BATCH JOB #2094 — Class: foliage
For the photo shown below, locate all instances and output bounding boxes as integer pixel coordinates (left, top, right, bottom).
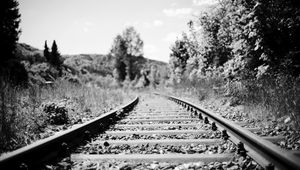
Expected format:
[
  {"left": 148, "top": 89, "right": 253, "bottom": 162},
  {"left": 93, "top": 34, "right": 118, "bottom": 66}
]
[
  {"left": 111, "top": 35, "right": 127, "bottom": 82},
  {"left": 110, "top": 26, "right": 144, "bottom": 83},
  {"left": 43, "top": 101, "right": 69, "bottom": 125},
  {"left": 44, "top": 40, "right": 63, "bottom": 69},
  {"left": 121, "top": 26, "right": 144, "bottom": 57},
  {"left": 63, "top": 54, "right": 114, "bottom": 78},
  {"left": 168, "top": 0, "right": 300, "bottom": 125},
  {"left": 169, "top": 37, "right": 190, "bottom": 83},
  {"left": 0, "top": 0, "right": 27, "bottom": 85},
  {"left": 255, "top": 0, "right": 300, "bottom": 76},
  {"left": 44, "top": 41, "right": 50, "bottom": 63},
  {"left": 0, "top": 79, "right": 132, "bottom": 154},
  {"left": 0, "top": 0, "right": 21, "bottom": 61}
]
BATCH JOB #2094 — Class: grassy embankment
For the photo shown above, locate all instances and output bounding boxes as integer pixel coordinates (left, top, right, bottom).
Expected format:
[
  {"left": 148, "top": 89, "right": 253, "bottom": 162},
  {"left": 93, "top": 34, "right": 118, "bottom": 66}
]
[
  {"left": 0, "top": 79, "right": 134, "bottom": 154},
  {"left": 166, "top": 75, "right": 300, "bottom": 128}
]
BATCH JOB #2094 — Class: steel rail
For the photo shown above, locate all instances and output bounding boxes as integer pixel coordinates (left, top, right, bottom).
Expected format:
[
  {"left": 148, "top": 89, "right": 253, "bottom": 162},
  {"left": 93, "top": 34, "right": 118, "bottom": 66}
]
[
  {"left": 156, "top": 93, "right": 300, "bottom": 170},
  {"left": 0, "top": 96, "right": 139, "bottom": 169}
]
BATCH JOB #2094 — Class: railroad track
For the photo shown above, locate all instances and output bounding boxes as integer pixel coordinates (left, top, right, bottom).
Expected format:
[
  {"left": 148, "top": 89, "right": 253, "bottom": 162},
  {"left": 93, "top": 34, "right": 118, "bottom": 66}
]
[{"left": 0, "top": 94, "right": 299, "bottom": 170}]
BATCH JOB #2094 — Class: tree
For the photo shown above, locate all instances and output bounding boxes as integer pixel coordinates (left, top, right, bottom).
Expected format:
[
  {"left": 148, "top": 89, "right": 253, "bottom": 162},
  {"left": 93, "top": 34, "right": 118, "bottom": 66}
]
[
  {"left": 122, "top": 27, "right": 144, "bottom": 80},
  {"left": 255, "top": 0, "right": 300, "bottom": 76},
  {"left": 0, "top": 0, "right": 21, "bottom": 62},
  {"left": 122, "top": 26, "right": 144, "bottom": 57},
  {"left": 169, "top": 38, "right": 190, "bottom": 83},
  {"left": 44, "top": 40, "right": 51, "bottom": 62},
  {"left": 0, "top": 0, "right": 27, "bottom": 85},
  {"left": 50, "top": 40, "right": 62, "bottom": 68},
  {"left": 111, "top": 35, "right": 127, "bottom": 82},
  {"left": 110, "top": 26, "right": 144, "bottom": 82},
  {"left": 148, "top": 65, "right": 159, "bottom": 87}
]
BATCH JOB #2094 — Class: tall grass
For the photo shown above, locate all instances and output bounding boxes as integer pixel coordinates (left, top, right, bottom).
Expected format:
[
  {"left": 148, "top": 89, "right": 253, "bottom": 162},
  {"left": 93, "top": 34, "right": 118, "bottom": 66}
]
[
  {"left": 239, "top": 74, "right": 300, "bottom": 127},
  {"left": 168, "top": 76, "right": 222, "bottom": 102},
  {"left": 169, "top": 73, "right": 300, "bottom": 128},
  {"left": 0, "top": 79, "right": 132, "bottom": 154}
]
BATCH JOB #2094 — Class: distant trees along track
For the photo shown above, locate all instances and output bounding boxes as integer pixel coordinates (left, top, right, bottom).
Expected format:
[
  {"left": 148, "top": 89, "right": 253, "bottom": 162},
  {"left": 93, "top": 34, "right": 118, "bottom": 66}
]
[{"left": 0, "top": 94, "right": 299, "bottom": 170}]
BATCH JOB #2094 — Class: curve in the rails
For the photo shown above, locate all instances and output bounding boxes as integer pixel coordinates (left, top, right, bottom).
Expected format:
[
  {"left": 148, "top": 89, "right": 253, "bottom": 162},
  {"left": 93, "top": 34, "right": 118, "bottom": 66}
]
[
  {"left": 0, "top": 96, "right": 139, "bottom": 169},
  {"left": 157, "top": 93, "right": 300, "bottom": 170}
]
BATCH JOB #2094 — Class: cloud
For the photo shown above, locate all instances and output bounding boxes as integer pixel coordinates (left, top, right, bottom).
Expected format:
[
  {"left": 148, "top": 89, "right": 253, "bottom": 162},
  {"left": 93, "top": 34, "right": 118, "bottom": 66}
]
[
  {"left": 192, "top": 0, "right": 217, "bottom": 6},
  {"left": 141, "top": 20, "right": 164, "bottom": 28},
  {"left": 163, "top": 8, "right": 193, "bottom": 17},
  {"left": 153, "top": 20, "right": 163, "bottom": 27},
  {"left": 144, "top": 44, "right": 158, "bottom": 54},
  {"left": 73, "top": 21, "right": 94, "bottom": 33},
  {"left": 163, "top": 32, "right": 182, "bottom": 44}
]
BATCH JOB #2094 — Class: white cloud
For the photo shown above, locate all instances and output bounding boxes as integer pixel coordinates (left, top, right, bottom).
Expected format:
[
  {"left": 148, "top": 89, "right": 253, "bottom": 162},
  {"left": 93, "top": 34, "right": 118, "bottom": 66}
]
[
  {"left": 163, "top": 8, "right": 193, "bottom": 17},
  {"left": 72, "top": 20, "right": 94, "bottom": 33},
  {"left": 72, "top": 21, "right": 94, "bottom": 33},
  {"left": 141, "top": 20, "right": 164, "bottom": 28},
  {"left": 144, "top": 44, "right": 158, "bottom": 54},
  {"left": 192, "top": 0, "right": 217, "bottom": 6},
  {"left": 163, "top": 32, "right": 182, "bottom": 44},
  {"left": 153, "top": 20, "right": 163, "bottom": 27}
]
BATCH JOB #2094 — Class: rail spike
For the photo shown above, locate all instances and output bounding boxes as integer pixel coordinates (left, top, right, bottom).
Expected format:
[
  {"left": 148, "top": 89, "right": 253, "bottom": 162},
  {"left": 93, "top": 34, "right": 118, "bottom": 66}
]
[
  {"left": 211, "top": 122, "right": 217, "bottom": 131},
  {"left": 222, "top": 130, "right": 229, "bottom": 140},
  {"left": 159, "top": 94, "right": 300, "bottom": 170},
  {"left": 193, "top": 110, "right": 198, "bottom": 116},
  {"left": 198, "top": 113, "right": 203, "bottom": 120},
  {"left": 236, "top": 142, "right": 247, "bottom": 157},
  {"left": 204, "top": 117, "right": 209, "bottom": 124}
]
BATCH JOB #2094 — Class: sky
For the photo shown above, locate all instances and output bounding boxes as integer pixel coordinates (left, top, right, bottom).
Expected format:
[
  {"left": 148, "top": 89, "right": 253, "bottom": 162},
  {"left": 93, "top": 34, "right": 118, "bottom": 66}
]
[{"left": 19, "top": 0, "right": 216, "bottom": 62}]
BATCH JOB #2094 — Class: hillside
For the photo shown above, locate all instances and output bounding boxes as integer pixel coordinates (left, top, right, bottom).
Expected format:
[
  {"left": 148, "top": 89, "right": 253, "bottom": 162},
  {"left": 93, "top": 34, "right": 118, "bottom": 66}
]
[
  {"left": 15, "top": 43, "right": 45, "bottom": 63},
  {"left": 16, "top": 43, "right": 169, "bottom": 86},
  {"left": 63, "top": 53, "right": 167, "bottom": 77}
]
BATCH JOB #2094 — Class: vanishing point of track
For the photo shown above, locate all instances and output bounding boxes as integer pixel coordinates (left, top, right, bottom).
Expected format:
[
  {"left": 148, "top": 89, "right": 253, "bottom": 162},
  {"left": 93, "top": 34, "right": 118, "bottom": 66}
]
[{"left": 0, "top": 93, "right": 299, "bottom": 170}]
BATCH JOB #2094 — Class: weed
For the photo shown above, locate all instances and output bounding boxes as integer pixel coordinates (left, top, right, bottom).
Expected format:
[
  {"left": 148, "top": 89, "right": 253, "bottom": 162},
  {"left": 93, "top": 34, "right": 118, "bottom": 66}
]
[{"left": 0, "top": 79, "right": 131, "bottom": 154}]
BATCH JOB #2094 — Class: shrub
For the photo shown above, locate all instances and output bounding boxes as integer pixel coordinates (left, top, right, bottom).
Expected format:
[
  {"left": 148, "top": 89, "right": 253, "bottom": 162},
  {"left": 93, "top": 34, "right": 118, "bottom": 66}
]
[
  {"left": 43, "top": 100, "right": 69, "bottom": 125},
  {"left": 0, "top": 79, "right": 131, "bottom": 154},
  {"left": 238, "top": 73, "right": 300, "bottom": 127}
]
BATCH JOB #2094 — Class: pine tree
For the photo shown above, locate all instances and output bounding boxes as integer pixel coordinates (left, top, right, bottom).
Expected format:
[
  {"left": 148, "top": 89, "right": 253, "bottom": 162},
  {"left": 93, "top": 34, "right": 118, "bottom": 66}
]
[
  {"left": 50, "top": 40, "right": 62, "bottom": 68},
  {"left": 44, "top": 40, "right": 51, "bottom": 62},
  {"left": 0, "top": 0, "right": 27, "bottom": 85},
  {"left": 0, "top": 0, "right": 21, "bottom": 62}
]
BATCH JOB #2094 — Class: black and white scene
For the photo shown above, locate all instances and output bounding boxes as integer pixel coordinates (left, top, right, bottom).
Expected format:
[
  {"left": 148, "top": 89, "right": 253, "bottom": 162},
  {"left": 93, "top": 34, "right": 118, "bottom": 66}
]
[{"left": 0, "top": 0, "right": 300, "bottom": 169}]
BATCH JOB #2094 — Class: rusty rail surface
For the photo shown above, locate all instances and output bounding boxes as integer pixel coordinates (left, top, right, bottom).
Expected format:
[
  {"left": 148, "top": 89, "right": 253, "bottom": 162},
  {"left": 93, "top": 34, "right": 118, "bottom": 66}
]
[
  {"left": 156, "top": 93, "right": 300, "bottom": 170},
  {"left": 0, "top": 96, "right": 139, "bottom": 169}
]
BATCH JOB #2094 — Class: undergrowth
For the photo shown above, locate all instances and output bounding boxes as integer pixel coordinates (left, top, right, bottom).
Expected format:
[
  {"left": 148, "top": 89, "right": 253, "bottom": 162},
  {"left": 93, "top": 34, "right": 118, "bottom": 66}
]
[
  {"left": 169, "top": 74, "right": 300, "bottom": 128},
  {"left": 0, "top": 79, "right": 132, "bottom": 154}
]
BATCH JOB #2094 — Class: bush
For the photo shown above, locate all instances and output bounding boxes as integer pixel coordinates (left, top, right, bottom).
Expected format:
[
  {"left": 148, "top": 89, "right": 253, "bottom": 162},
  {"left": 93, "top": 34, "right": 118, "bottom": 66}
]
[
  {"left": 238, "top": 73, "right": 300, "bottom": 127},
  {"left": 0, "top": 83, "right": 47, "bottom": 153},
  {"left": 43, "top": 100, "right": 69, "bottom": 125},
  {"left": 0, "top": 79, "right": 131, "bottom": 154}
]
